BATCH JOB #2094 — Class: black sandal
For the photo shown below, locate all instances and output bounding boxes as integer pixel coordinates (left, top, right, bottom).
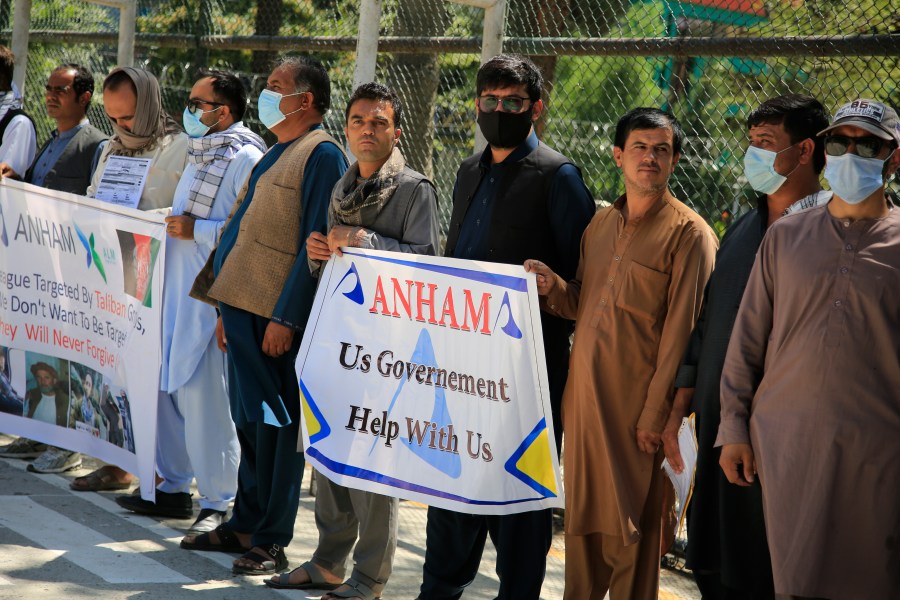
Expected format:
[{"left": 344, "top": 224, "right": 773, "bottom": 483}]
[
  {"left": 180, "top": 524, "right": 248, "bottom": 553},
  {"left": 232, "top": 544, "right": 288, "bottom": 576}
]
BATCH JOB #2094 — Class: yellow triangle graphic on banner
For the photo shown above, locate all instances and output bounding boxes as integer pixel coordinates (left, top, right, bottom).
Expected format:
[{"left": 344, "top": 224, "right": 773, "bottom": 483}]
[
  {"left": 301, "top": 389, "right": 322, "bottom": 439},
  {"left": 515, "top": 429, "right": 557, "bottom": 495}
]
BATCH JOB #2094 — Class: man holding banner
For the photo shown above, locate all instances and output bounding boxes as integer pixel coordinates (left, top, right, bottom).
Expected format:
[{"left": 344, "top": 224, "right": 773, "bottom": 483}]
[
  {"left": 418, "top": 54, "right": 595, "bottom": 600},
  {"left": 266, "top": 83, "right": 438, "bottom": 598},
  {"left": 527, "top": 108, "right": 718, "bottom": 599},
  {"left": 115, "top": 70, "right": 265, "bottom": 538},
  {"left": 0, "top": 62, "right": 107, "bottom": 473},
  {"left": 71, "top": 66, "right": 188, "bottom": 492}
]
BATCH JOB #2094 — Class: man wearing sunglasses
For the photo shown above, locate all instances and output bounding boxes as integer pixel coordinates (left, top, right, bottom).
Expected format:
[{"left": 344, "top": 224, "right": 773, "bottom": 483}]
[
  {"left": 418, "top": 54, "right": 595, "bottom": 600},
  {"left": 114, "top": 70, "right": 266, "bottom": 543},
  {"left": 0, "top": 63, "right": 107, "bottom": 474},
  {"left": 718, "top": 98, "right": 900, "bottom": 599},
  {"left": 662, "top": 94, "right": 829, "bottom": 600}
]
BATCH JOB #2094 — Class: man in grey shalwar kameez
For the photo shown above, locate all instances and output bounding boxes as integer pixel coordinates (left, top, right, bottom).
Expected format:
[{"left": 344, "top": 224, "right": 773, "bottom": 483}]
[
  {"left": 266, "top": 83, "right": 439, "bottom": 600},
  {"left": 717, "top": 98, "right": 900, "bottom": 600}
]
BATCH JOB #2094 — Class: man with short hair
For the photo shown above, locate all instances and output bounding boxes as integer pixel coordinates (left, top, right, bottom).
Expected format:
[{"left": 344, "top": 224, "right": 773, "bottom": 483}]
[
  {"left": 70, "top": 66, "right": 189, "bottom": 492},
  {"left": 0, "top": 63, "right": 107, "bottom": 473},
  {"left": 114, "top": 70, "right": 266, "bottom": 539},
  {"left": 418, "top": 54, "right": 595, "bottom": 600},
  {"left": 0, "top": 63, "right": 107, "bottom": 191},
  {"left": 717, "top": 99, "right": 900, "bottom": 600},
  {"left": 186, "top": 56, "right": 348, "bottom": 577},
  {"left": 265, "top": 82, "right": 439, "bottom": 599},
  {"left": 0, "top": 45, "right": 36, "bottom": 179},
  {"left": 527, "top": 108, "right": 717, "bottom": 599},
  {"left": 25, "top": 362, "right": 69, "bottom": 427},
  {"left": 662, "top": 94, "right": 830, "bottom": 600}
]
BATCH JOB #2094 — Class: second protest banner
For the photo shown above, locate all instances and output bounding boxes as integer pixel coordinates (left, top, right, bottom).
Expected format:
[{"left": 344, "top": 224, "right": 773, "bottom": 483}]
[{"left": 296, "top": 249, "right": 563, "bottom": 514}]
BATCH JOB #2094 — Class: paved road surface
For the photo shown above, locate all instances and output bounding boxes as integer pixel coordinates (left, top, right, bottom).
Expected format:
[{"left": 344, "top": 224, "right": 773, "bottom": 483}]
[{"left": 0, "top": 444, "right": 700, "bottom": 599}]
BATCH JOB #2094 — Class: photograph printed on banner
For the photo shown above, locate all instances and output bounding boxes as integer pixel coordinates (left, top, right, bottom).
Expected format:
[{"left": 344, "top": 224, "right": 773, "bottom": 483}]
[
  {"left": 67, "top": 363, "right": 106, "bottom": 438},
  {"left": 98, "top": 383, "right": 135, "bottom": 453},
  {"left": 23, "top": 352, "right": 70, "bottom": 427},
  {"left": 0, "top": 346, "right": 24, "bottom": 416}
]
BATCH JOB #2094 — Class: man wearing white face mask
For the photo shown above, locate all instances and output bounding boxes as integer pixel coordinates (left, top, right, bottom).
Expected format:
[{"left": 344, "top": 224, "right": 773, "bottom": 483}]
[
  {"left": 662, "top": 94, "right": 829, "bottom": 600},
  {"left": 115, "top": 70, "right": 266, "bottom": 541},
  {"left": 187, "top": 56, "right": 348, "bottom": 577},
  {"left": 717, "top": 98, "right": 900, "bottom": 600}
]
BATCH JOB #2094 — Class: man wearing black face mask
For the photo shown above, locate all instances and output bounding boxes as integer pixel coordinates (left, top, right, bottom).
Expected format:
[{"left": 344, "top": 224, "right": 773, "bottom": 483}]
[{"left": 418, "top": 54, "right": 595, "bottom": 600}]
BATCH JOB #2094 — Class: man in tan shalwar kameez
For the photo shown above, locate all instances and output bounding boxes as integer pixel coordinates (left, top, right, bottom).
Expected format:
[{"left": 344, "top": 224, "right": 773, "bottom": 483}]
[
  {"left": 718, "top": 99, "right": 900, "bottom": 600},
  {"left": 527, "top": 108, "right": 717, "bottom": 599}
]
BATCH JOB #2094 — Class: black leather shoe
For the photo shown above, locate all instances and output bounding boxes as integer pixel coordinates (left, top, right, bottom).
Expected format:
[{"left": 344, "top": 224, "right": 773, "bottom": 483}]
[
  {"left": 187, "top": 508, "right": 226, "bottom": 537},
  {"left": 115, "top": 489, "right": 193, "bottom": 519}
]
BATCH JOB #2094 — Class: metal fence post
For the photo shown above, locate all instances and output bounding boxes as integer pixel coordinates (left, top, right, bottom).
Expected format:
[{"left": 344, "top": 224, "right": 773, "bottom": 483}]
[
  {"left": 349, "top": 0, "right": 383, "bottom": 161},
  {"left": 352, "top": 0, "right": 382, "bottom": 90},
  {"left": 10, "top": 0, "right": 31, "bottom": 93},
  {"left": 448, "top": 0, "right": 507, "bottom": 152},
  {"left": 88, "top": 0, "right": 136, "bottom": 67}
]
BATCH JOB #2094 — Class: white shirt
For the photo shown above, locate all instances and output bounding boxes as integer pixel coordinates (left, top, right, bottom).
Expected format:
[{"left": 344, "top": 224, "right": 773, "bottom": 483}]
[
  {"left": 32, "top": 393, "right": 57, "bottom": 425},
  {"left": 0, "top": 113, "right": 37, "bottom": 176},
  {"left": 159, "top": 123, "right": 264, "bottom": 392}
]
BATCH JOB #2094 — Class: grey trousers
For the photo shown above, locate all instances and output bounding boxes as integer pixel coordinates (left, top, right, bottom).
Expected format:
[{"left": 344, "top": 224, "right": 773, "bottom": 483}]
[{"left": 311, "top": 470, "right": 399, "bottom": 594}]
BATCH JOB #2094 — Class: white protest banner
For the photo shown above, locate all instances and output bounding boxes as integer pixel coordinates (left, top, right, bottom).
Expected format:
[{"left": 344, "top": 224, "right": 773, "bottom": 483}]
[
  {"left": 0, "top": 179, "right": 162, "bottom": 501},
  {"left": 296, "top": 249, "right": 563, "bottom": 515}
]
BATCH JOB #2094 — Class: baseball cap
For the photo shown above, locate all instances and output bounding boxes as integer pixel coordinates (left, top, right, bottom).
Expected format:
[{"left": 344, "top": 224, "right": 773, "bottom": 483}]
[{"left": 818, "top": 99, "right": 900, "bottom": 146}]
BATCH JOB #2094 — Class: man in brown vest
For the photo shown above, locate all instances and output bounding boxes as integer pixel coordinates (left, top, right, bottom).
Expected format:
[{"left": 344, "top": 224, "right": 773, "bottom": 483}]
[{"left": 184, "top": 56, "right": 348, "bottom": 578}]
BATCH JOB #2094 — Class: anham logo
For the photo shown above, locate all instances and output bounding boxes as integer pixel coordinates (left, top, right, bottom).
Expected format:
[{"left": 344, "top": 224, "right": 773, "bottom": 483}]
[{"left": 74, "top": 223, "right": 108, "bottom": 283}]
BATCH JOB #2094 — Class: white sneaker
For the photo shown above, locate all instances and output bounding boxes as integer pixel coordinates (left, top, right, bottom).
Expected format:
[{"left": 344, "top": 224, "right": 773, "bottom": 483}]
[
  {"left": 0, "top": 438, "right": 48, "bottom": 458},
  {"left": 27, "top": 448, "right": 83, "bottom": 473}
]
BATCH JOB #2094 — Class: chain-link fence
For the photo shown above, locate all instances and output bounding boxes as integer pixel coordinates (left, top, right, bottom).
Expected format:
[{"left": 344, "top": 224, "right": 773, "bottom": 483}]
[
  {"left": 4, "top": 0, "right": 899, "bottom": 232},
  {"left": 3, "top": 0, "right": 897, "bottom": 571}
]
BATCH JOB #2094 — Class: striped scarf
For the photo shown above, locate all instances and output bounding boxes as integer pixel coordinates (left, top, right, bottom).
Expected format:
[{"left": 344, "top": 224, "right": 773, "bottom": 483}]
[{"left": 183, "top": 125, "right": 267, "bottom": 219}]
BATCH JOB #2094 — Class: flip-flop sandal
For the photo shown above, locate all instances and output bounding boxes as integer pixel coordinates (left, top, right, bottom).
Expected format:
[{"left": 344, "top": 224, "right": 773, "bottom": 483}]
[
  {"left": 180, "top": 524, "right": 248, "bottom": 553},
  {"left": 264, "top": 561, "right": 342, "bottom": 590},
  {"left": 69, "top": 468, "right": 132, "bottom": 492},
  {"left": 322, "top": 578, "right": 380, "bottom": 600},
  {"left": 232, "top": 544, "right": 288, "bottom": 576}
]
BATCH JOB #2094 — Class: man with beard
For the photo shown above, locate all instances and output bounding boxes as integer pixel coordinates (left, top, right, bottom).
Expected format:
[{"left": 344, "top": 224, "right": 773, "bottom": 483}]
[{"left": 25, "top": 362, "right": 69, "bottom": 427}]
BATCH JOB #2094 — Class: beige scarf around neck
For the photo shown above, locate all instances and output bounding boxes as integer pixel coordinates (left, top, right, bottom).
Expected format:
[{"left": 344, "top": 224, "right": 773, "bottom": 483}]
[{"left": 105, "top": 67, "right": 182, "bottom": 156}]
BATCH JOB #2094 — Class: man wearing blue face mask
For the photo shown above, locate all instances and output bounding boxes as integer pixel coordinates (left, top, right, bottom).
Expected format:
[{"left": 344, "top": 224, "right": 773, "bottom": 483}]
[
  {"left": 187, "top": 56, "right": 348, "bottom": 578},
  {"left": 115, "top": 70, "right": 265, "bottom": 542},
  {"left": 662, "top": 94, "right": 829, "bottom": 600},
  {"left": 717, "top": 98, "right": 900, "bottom": 600}
]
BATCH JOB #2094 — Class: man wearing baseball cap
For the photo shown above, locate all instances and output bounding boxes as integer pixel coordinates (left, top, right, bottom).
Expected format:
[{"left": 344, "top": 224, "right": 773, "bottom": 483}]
[{"left": 716, "top": 98, "right": 900, "bottom": 599}]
